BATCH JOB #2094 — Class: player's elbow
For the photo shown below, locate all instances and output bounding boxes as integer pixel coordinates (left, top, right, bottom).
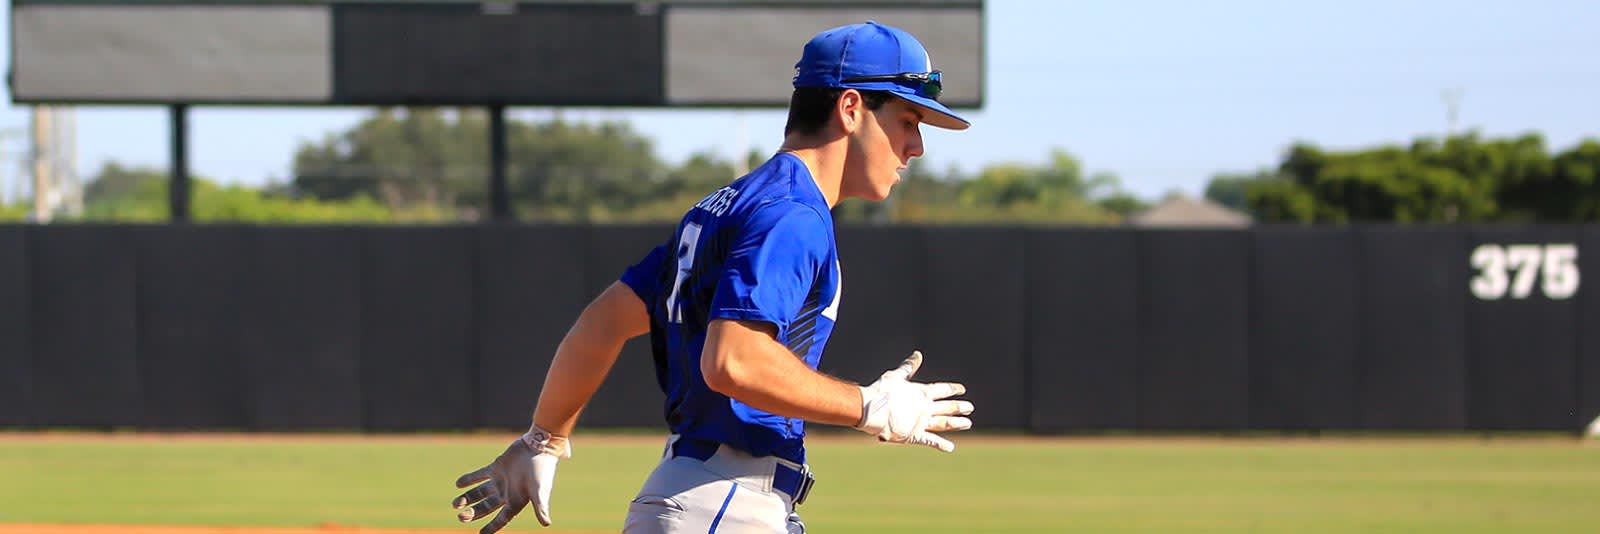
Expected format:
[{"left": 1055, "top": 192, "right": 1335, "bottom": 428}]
[
  {"left": 579, "top": 282, "right": 651, "bottom": 341},
  {"left": 700, "top": 349, "right": 751, "bottom": 396},
  {"left": 701, "top": 319, "right": 779, "bottom": 396}
]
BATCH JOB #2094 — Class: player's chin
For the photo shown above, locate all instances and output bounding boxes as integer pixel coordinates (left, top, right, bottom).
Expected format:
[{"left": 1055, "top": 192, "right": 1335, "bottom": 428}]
[
  {"left": 862, "top": 182, "right": 895, "bottom": 202},
  {"left": 869, "top": 173, "right": 901, "bottom": 201}
]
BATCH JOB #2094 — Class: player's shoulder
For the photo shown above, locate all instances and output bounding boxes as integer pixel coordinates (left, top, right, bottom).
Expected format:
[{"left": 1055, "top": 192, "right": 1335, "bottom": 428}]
[
  {"left": 720, "top": 153, "right": 832, "bottom": 225},
  {"left": 745, "top": 197, "right": 830, "bottom": 235}
]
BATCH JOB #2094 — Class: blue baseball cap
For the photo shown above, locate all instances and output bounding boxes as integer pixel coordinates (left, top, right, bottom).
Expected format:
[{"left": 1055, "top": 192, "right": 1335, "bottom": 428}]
[{"left": 793, "top": 21, "right": 970, "bottom": 131}]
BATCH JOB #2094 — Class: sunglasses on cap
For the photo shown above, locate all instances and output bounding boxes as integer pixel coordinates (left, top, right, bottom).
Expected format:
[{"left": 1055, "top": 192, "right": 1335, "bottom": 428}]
[{"left": 841, "top": 70, "right": 942, "bottom": 101}]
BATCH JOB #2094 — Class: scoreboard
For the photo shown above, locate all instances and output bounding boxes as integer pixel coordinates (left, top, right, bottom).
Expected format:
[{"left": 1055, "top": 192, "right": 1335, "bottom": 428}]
[{"left": 10, "top": 0, "right": 985, "bottom": 108}]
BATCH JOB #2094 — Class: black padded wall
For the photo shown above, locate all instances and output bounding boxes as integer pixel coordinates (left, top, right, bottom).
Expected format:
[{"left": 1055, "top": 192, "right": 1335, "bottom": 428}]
[
  {"left": 1581, "top": 227, "right": 1600, "bottom": 431},
  {"left": 237, "top": 228, "right": 364, "bottom": 429},
  {"left": 361, "top": 227, "right": 477, "bottom": 430},
  {"left": 5, "top": 224, "right": 1592, "bottom": 433},
  {"left": 475, "top": 225, "right": 591, "bottom": 429},
  {"left": 1464, "top": 227, "right": 1581, "bottom": 430},
  {"left": 28, "top": 226, "right": 142, "bottom": 427},
  {"left": 135, "top": 226, "right": 247, "bottom": 429},
  {"left": 1249, "top": 228, "right": 1361, "bottom": 430},
  {"left": 1025, "top": 229, "right": 1140, "bottom": 431},
  {"left": 0, "top": 226, "right": 32, "bottom": 426},
  {"left": 919, "top": 227, "right": 1027, "bottom": 429},
  {"left": 1357, "top": 228, "right": 1469, "bottom": 429},
  {"left": 1137, "top": 231, "right": 1251, "bottom": 430}
]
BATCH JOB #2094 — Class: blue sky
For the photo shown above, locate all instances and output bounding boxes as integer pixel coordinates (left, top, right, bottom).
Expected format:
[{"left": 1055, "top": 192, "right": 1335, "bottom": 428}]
[{"left": 3, "top": 0, "right": 1598, "bottom": 201}]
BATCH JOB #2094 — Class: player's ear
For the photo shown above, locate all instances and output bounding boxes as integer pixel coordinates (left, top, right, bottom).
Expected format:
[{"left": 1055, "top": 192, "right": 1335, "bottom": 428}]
[{"left": 835, "top": 89, "right": 864, "bottom": 134}]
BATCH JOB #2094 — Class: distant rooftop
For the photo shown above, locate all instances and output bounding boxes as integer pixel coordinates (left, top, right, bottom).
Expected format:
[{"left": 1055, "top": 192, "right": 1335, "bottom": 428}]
[{"left": 1127, "top": 195, "right": 1252, "bottom": 228}]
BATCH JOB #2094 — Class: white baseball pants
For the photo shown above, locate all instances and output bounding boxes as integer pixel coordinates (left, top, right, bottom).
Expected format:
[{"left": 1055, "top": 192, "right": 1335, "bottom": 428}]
[{"left": 623, "top": 436, "right": 807, "bottom": 533}]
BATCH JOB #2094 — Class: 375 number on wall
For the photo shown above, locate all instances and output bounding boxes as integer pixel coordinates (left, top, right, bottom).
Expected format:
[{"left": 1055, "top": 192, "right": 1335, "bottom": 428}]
[{"left": 1470, "top": 244, "right": 1580, "bottom": 300}]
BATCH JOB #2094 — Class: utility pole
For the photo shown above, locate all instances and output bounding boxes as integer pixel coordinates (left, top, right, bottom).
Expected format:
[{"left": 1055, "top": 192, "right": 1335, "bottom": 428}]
[
  {"left": 1441, "top": 88, "right": 1465, "bottom": 138},
  {"left": 31, "top": 105, "right": 52, "bottom": 222},
  {"left": 733, "top": 110, "right": 749, "bottom": 177},
  {"left": 57, "top": 107, "right": 81, "bottom": 216}
]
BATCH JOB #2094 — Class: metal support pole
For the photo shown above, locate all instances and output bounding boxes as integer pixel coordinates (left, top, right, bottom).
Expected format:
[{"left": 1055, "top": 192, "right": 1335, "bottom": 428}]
[
  {"left": 489, "top": 104, "right": 509, "bottom": 222},
  {"left": 31, "top": 106, "right": 52, "bottom": 222},
  {"left": 170, "top": 104, "right": 190, "bottom": 222}
]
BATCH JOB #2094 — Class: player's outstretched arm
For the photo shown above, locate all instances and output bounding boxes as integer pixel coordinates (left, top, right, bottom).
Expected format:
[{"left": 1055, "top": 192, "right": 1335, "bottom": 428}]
[
  {"left": 453, "top": 281, "right": 649, "bottom": 533},
  {"left": 701, "top": 319, "right": 975, "bottom": 451},
  {"left": 531, "top": 280, "right": 651, "bottom": 436}
]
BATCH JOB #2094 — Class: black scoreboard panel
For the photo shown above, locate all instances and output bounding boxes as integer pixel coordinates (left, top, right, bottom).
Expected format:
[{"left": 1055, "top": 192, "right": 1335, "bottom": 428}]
[
  {"left": 11, "top": 0, "right": 985, "bottom": 107},
  {"left": 333, "top": 3, "right": 662, "bottom": 105}
]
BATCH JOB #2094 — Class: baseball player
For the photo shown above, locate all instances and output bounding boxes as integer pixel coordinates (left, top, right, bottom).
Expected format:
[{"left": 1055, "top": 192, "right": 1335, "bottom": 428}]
[{"left": 451, "top": 21, "right": 974, "bottom": 533}]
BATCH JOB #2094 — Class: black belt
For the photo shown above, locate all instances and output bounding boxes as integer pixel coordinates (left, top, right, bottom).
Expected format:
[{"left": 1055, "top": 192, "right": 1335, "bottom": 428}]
[{"left": 670, "top": 438, "right": 816, "bottom": 506}]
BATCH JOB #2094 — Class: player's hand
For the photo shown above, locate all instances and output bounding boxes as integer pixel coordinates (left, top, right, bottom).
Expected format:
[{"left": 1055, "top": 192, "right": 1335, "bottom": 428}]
[
  {"left": 452, "top": 426, "right": 571, "bottom": 533},
  {"left": 854, "top": 351, "right": 975, "bottom": 452}
]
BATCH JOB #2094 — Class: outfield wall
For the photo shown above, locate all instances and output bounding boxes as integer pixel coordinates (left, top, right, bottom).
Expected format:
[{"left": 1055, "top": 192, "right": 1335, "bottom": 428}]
[{"left": 1, "top": 224, "right": 1595, "bottom": 433}]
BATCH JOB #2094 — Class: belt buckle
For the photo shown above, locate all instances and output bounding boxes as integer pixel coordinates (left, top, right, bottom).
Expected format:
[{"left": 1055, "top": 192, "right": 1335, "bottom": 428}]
[{"left": 793, "top": 464, "right": 816, "bottom": 506}]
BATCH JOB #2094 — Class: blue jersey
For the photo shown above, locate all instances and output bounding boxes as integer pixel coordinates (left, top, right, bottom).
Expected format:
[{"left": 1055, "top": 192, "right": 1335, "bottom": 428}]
[{"left": 619, "top": 153, "right": 841, "bottom": 464}]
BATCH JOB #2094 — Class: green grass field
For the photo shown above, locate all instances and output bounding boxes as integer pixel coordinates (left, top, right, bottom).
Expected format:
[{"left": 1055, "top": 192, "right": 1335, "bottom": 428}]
[{"left": 2, "top": 433, "right": 1598, "bottom": 533}]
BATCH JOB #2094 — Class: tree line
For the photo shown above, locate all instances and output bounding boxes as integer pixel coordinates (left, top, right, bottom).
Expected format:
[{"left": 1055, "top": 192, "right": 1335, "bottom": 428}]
[
  {"left": 285, "top": 108, "right": 1146, "bottom": 224},
  {"left": 1206, "top": 133, "right": 1600, "bottom": 223},
  {"left": 4, "top": 108, "right": 1597, "bottom": 224}
]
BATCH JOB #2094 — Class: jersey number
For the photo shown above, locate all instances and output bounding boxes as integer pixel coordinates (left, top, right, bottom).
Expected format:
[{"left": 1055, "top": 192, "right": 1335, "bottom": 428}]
[{"left": 665, "top": 222, "right": 703, "bottom": 323}]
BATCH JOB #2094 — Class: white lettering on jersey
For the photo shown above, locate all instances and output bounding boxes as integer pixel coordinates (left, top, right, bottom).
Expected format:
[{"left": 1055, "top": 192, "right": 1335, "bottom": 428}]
[
  {"left": 665, "top": 222, "right": 703, "bottom": 323},
  {"left": 692, "top": 187, "right": 740, "bottom": 217},
  {"left": 821, "top": 259, "right": 842, "bottom": 321}
]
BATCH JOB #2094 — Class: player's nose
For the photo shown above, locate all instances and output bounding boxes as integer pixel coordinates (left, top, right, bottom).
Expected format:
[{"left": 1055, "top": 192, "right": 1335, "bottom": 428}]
[{"left": 905, "top": 128, "right": 925, "bottom": 160}]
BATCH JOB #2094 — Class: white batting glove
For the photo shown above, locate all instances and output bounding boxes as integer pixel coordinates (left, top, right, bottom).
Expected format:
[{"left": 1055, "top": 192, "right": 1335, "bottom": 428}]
[
  {"left": 855, "top": 351, "right": 975, "bottom": 452},
  {"left": 453, "top": 426, "right": 571, "bottom": 533}
]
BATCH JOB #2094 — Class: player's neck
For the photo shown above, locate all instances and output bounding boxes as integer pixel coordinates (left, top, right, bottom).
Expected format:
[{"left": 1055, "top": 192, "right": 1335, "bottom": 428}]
[{"left": 777, "top": 138, "right": 845, "bottom": 208}]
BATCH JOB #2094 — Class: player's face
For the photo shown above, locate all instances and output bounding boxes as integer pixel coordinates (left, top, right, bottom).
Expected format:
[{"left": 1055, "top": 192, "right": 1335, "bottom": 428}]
[{"left": 844, "top": 97, "right": 925, "bottom": 202}]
